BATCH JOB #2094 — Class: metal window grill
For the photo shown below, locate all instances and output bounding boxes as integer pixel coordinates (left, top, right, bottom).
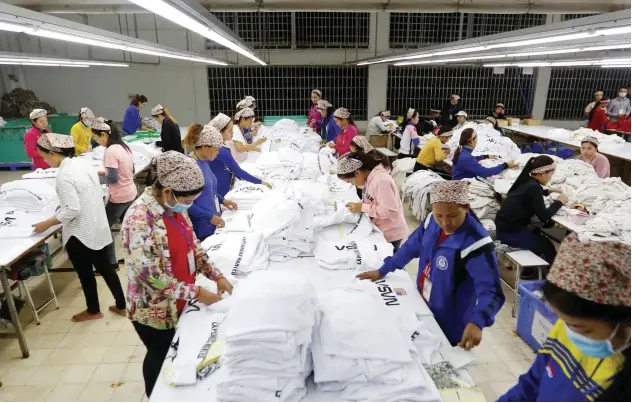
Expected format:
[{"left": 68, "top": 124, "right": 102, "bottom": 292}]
[
  {"left": 562, "top": 14, "right": 599, "bottom": 21},
  {"left": 208, "top": 12, "right": 292, "bottom": 49},
  {"left": 386, "top": 66, "right": 538, "bottom": 119},
  {"left": 389, "top": 13, "right": 462, "bottom": 49},
  {"left": 544, "top": 67, "right": 632, "bottom": 120},
  {"left": 207, "top": 66, "right": 368, "bottom": 119},
  {"left": 468, "top": 13, "right": 547, "bottom": 38},
  {"left": 295, "top": 12, "right": 370, "bottom": 49}
]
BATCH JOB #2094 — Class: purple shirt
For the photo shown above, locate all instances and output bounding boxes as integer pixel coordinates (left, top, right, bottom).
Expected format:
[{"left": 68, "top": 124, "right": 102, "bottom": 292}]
[{"left": 308, "top": 105, "right": 322, "bottom": 132}]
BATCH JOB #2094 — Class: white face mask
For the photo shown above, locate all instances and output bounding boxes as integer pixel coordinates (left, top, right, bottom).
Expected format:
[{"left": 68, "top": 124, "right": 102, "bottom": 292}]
[{"left": 619, "top": 92, "right": 627, "bottom": 98}]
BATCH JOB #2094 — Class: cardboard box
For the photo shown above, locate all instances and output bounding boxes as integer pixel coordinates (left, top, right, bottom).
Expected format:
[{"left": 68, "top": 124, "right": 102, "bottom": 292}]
[
  {"left": 521, "top": 119, "right": 542, "bottom": 126},
  {"left": 369, "top": 135, "right": 388, "bottom": 148}
]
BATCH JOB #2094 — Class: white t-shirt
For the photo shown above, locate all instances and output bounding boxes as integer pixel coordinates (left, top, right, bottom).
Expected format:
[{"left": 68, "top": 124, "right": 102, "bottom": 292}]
[
  {"left": 366, "top": 116, "right": 389, "bottom": 138},
  {"left": 231, "top": 126, "right": 247, "bottom": 162}
]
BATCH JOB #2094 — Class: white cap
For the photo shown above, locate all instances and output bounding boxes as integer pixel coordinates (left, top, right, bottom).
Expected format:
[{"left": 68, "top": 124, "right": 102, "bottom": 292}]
[
  {"left": 151, "top": 104, "right": 164, "bottom": 116},
  {"left": 456, "top": 110, "right": 468, "bottom": 118},
  {"left": 451, "top": 94, "right": 460, "bottom": 101},
  {"left": 29, "top": 109, "right": 47, "bottom": 120}
]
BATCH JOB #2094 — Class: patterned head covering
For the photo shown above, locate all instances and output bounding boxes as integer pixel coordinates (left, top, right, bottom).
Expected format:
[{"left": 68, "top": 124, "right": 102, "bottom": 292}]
[
  {"left": 495, "top": 103, "right": 505, "bottom": 109},
  {"left": 29, "top": 109, "right": 47, "bottom": 120},
  {"left": 80, "top": 107, "right": 94, "bottom": 119},
  {"left": 456, "top": 110, "right": 468, "bottom": 118},
  {"left": 312, "top": 89, "right": 322, "bottom": 97},
  {"left": 155, "top": 151, "right": 205, "bottom": 192},
  {"left": 530, "top": 162, "right": 557, "bottom": 174},
  {"left": 210, "top": 113, "right": 232, "bottom": 131},
  {"left": 381, "top": 110, "right": 391, "bottom": 117},
  {"left": 547, "top": 235, "right": 630, "bottom": 306},
  {"left": 235, "top": 107, "right": 255, "bottom": 120},
  {"left": 336, "top": 153, "right": 364, "bottom": 175},
  {"left": 197, "top": 125, "right": 224, "bottom": 148},
  {"left": 429, "top": 180, "right": 470, "bottom": 205},
  {"left": 317, "top": 99, "right": 332, "bottom": 110},
  {"left": 92, "top": 117, "right": 111, "bottom": 132},
  {"left": 236, "top": 98, "right": 255, "bottom": 110},
  {"left": 151, "top": 104, "right": 164, "bottom": 116},
  {"left": 351, "top": 136, "right": 374, "bottom": 153},
  {"left": 594, "top": 91, "right": 604, "bottom": 96},
  {"left": 485, "top": 116, "right": 497, "bottom": 125},
  {"left": 406, "top": 108, "right": 416, "bottom": 120},
  {"left": 37, "top": 133, "right": 75, "bottom": 153},
  {"left": 451, "top": 94, "right": 460, "bottom": 101},
  {"left": 334, "top": 108, "right": 350, "bottom": 119},
  {"left": 581, "top": 135, "right": 600, "bottom": 147},
  {"left": 244, "top": 96, "right": 256, "bottom": 103},
  {"left": 438, "top": 129, "right": 453, "bottom": 138}
]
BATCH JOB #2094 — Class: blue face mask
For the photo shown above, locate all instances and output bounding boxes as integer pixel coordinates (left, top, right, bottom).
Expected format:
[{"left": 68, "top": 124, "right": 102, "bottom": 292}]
[
  {"left": 84, "top": 121, "right": 93, "bottom": 127},
  {"left": 565, "top": 323, "right": 627, "bottom": 359},
  {"left": 165, "top": 193, "right": 191, "bottom": 213}
]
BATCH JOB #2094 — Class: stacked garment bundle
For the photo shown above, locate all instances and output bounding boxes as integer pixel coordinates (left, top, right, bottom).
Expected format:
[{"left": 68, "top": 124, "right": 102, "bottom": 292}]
[
  {"left": 316, "top": 174, "right": 358, "bottom": 201},
  {"left": 202, "top": 231, "right": 269, "bottom": 278},
  {"left": 551, "top": 127, "right": 626, "bottom": 144},
  {"left": 313, "top": 202, "right": 382, "bottom": 240},
  {"left": 22, "top": 168, "right": 58, "bottom": 179},
  {"left": 269, "top": 119, "right": 301, "bottom": 140},
  {"left": 314, "top": 238, "right": 394, "bottom": 273},
  {"left": 463, "top": 178, "right": 500, "bottom": 223},
  {"left": 401, "top": 171, "right": 445, "bottom": 220},
  {"left": 285, "top": 180, "right": 333, "bottom": 216},
  {"left": 445, "top": 122, "right": 519, "bottom": 162},
  {"left": 256, "top": 148, "right": 303, "bottom": 180},
  {"left": 0, "top": 180, "right": 59, "bottom": 238},
  {"left": 311, "top": 283, "right": 441, "bottom": 401},
  {"left": 217, "top": 271, "right": 319, "bottom": 402},
  {"left": 224, "top": 183, "right": 272, "bottom": 210},
  {"left": 318, "top": 147, "right": 338, "bottom": 175},
  {"left": 280, "top": 130, "right": 322, "bottom": 154},
  {"left": 391, "top": 158, "right": 415, "bottom": 189},
  {"left": 299, "top": 152, "right": 322, "bottom": 181}
]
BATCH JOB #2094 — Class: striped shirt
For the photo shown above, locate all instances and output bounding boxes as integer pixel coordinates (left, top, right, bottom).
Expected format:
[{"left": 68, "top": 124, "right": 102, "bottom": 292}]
[{"left": 55, "top": 157, "right": 112, "bottom": 250}]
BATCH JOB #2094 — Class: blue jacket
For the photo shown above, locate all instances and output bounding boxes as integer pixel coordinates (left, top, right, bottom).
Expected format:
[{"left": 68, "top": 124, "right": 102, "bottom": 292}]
[
  {"left": 499, "top": 320, "right": 625, "bottom": 402},
  {"left": 208, "top": 146, "right": 263, "bottom": 198},
  {"left": 122, "top": 105, "right": 141, "bottom": 135},
  {"left": 323, "top": 113, "right": 341, "bottom": 143},
  {"left": 188, "top": 158, "right": 223, "bottom": 239},
  {"left": 378, "top": 213, "right": 505, "bottom": 345},
  {"left": 452, "top": 146, "right": 508, "bottom": 180}
]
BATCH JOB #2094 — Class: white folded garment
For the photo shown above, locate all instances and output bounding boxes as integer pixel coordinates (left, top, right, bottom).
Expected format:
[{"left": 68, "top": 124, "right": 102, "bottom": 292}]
[
  {"left": 22, "top": 168, "right": 58, "bottom": 179},
  {"left": 0, "top": 180, "right": 58, "bottom": 212},
  {"left": 314, "top": 238, "right": 393, "bottom": 273},
  {"left": 202, "top": 231, "right": 269, "bottom": 277}
]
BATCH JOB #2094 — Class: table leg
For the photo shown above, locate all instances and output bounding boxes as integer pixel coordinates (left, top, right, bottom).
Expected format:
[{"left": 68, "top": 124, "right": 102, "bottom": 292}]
[
  {"left": 0, "top": 269, "right": 29, "bottom": 358},
  {"left": 512, "top": 263, "right": 521, "bottom": 318}
]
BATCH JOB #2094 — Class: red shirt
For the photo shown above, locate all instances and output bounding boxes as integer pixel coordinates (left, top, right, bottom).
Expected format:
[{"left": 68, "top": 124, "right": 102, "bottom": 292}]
[
  {"left": 587, "top": 108, "right": 608, "bottom": 132},
  {"left": 334, "top": 124, "right": 359, "bottom": 157},
  {"left": 418, "top": 230, "right": 450, "bottom": 294},
  {"left": 24, "top": 127, "right": 51, "bottom": 170},
  {"left": 163, "top": 212, "right": 196, "bottom": 314}
]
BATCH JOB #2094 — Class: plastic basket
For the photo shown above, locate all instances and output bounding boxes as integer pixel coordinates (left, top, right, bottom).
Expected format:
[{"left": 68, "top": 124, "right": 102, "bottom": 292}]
[
  {"left": 516, "top": 280, "right": 558, "bottom": 352},
  {"left": 48, "top": 114, "right": 78, "bottom": 135}
]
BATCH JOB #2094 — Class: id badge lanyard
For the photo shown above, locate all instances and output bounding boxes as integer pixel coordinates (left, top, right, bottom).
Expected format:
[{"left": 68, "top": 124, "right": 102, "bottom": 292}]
[{"left": 163, "top": 214, "right": 196, "bottom": 274}]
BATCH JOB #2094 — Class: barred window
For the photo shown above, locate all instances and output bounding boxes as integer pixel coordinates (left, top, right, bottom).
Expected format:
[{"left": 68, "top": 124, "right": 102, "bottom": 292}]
[
  {"left": 386, "top": 66, "right": 537, "bottom": 119},
  {"left": 562, "top": 14, "right": 599, "bottom": 21},
  {"left": 468, "top": 13, "right": 547, "bottom": 38},
  {"left": 544, "top": 67, "right": 631, "bottom": 120},
  {"left": 208, "top": 66, "right": 368, "bottom": 120},
  {"left": 295, "top": 12, "right": 370, "bottom": 49},
  {"left": 389, "top": 13, "right": 462, "bottom": 48},
  {"left": 208, "top": 12, "right": 292, "bottom": 49}
]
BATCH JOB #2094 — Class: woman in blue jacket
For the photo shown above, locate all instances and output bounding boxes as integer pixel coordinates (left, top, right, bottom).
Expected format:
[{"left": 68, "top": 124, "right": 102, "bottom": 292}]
[
  {"left": 358, "top": 180, "right": 505, "bottom": 348},
  {"left": 122, "top": 94, "right": 147, "bottom": 135},
  {"left": 451, "top": 128, "right": 518, "bottom": 180},
  {"left": 499, "top": 236, "right": 630, "bottom": 402},
  {"left": 207, "top": 113, "right": 271, "bottom": 197},
  {"left": 317, "top": 100, "right": 341, "bottom": 143},
  {"left": 184, "top": 123, "right": 237, "bottom": 240}
]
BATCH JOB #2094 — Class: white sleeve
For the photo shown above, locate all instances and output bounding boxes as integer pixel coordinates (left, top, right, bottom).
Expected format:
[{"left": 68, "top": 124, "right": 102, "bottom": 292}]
[{"left": 232, "top": 126, "right": 246, "bottom": 144}]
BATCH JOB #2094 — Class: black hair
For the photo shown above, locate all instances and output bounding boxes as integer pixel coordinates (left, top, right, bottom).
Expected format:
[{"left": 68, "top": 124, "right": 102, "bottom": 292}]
[
  {"left": 407, "top": 109, "right": 419, "bottom": 123},
  {"left": 145, "top": 159, "right": 205, "bottom": 197},
  {"left": 619, "top": 87, "right": 628, "bottom": 92},
  {"left": 508, "top": 155, "right": 555, "bottom": 193},
  {"left": 36, "top": 144, "right": 75, "bottom": 158},
  {"left": 438, "top": 125, "right": 452, "bottom": 135},
  {"left": 543, "top": 281, "right": 630, "bottom": 402},
  {"left": 452, "top": 128, "right": 476, "bottom": 164},
  {"left": 326, "top": 105, "right": 335, "bottom": 116},
  {"left": 337, "top": 151, "right": 384, "bottom": 179},
  {"left": 130, "top": 94, "right": 148, "bottom": 106},
  {"left": 91, "top": 119, "right": 131, "bottom": 153}
]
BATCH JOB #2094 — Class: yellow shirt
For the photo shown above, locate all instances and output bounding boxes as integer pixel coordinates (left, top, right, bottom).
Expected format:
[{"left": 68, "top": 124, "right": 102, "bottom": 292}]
[
  {"left": 416, "top": 137, "right": 448, "bottom": 167},
  {"left": 70, "top": 121, "right": 91, "bottom": 156}
]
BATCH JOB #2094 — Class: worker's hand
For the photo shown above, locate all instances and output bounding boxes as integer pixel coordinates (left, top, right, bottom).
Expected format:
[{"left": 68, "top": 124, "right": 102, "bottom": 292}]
[
  {"left": 558, "top": 194, "right": 569, "bottom": 204},
  {"left": 548, "top": 187, "right": 562, "bottom": 194},
  {"left": 356, "top": 270, "right": 383, "bottom": 281},
  {"left": 216, "top": 278, "right": 233, "bottom": 295},
  {"left": 487, "top": 154, "right": 499, "bottom": 159},
  {"left": 197, "top": 288, "right": 223, "bottom": 306},
  {"left": 327, "top": 142, "right": 335, "bottom": 149},
  {"left": 32, "top": 220, "right": 51, "bottom": 233},
  {"left": 346, "top": 202, "right": 363, "bottom": 213},
  {"left": 458, "top": 323, "right": 482, "bottom": 350},
  {"left": 97, "top": 171, "right": 106, "bottom": 177},
  {"left": 618, "top": 114, "right": 626, "bottom": 119},
  {"left": 262, "top": 180, "right": 273, "bottom": 189},
  {"left": 222, "top": 199, "right": 238, "bottom": 211},
  {"left": 255, "top": 137, "right": 267, "bottom": 146},
  {"left": 507, "top": 161, "right": 519, "bottom": 169},
  {"left": 211, "top": 216, "right": 225, "bottom": 228}
]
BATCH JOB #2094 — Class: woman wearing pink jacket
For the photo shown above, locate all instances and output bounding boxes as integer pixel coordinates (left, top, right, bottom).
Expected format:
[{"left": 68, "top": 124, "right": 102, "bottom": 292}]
[{"left": 337, "top": 151, "right": 408, "bottom": 251}]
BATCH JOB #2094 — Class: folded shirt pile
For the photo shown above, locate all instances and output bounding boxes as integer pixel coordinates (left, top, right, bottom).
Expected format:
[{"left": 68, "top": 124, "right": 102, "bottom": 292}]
[
  {"left": 463, "top": 178, "right": 500, "bottom": 220},
  {"left": 316, "top": 174, "right": 358, "bottom": 202},
  {"left": 256, "top": 149, "right": 302, "bottom": 180},
  {"left": 0, "top": 179, "right": 58, "bottom": 212},
  {"left": 224, "top": 183, "right": 272, "bottom": 210},
  {"left": 299, "top": 152, "right": 321, "bottom": 181},
  {"left": 391, "top": 158, "right": 415, "bottom": 189},
  {"left": 0, "top": 207, "right": 54, "bottom": 238},
  {"left": 22, "top": 168, "right": 58, "bottom": 179},
  {"left": 318, "top": 147, "right": 338, "bottom": 175},
  {"left": 314, "top": 238, "right": 393, "bottom": 273},
  {"left": 402, "top": 170, "right": 445, "bottom": 220},
  {"left": 216, "top": 271, "right": 319, "bottom": 402},
  {"left": 280, "top": 131, "right": 322, "bottom": 154},
  {"left": 202, "top": 231, "right": 269, "bottom": 278},
  {"left": 311, "top": 283, "right": 441, "bottom": 401}
]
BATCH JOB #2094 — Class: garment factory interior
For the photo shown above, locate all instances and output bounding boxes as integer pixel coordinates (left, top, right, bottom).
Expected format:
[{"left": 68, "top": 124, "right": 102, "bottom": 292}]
[{"left": 0, "top": 0, "right": 631, "bottom": 402}]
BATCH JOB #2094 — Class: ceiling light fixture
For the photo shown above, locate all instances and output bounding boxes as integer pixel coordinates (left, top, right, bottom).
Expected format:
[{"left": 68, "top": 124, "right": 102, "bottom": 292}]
[
  {"left": 0, "top": 52, "right": 129, "bottom": 67},
  {"left": 128, "top": 0, "right": 265, "bottom": 65},
  {"left": 0, "top": 61, "right": 89, "bottom": 67},
  {"left": 394, "top": 54, "right": 506, "bottom": 66},
  {"left": 484, "top": 58, "right": 631, "bottom": 68}
]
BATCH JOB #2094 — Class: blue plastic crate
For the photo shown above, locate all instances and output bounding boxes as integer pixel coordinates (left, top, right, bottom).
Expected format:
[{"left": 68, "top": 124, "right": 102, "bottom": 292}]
[{"left": 516, "top": 280, "right": 559, "bottom": 352}]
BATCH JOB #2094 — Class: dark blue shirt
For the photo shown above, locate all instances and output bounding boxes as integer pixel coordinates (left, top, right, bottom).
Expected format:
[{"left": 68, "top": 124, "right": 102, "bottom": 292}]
[
  {"left": 122, "top": 105, "right": 141, "bottom": 135},
  {"left": 452, "top": 146, "right": 508, "bottom": 180},
  {"left": 323, "top": 113, "right": 341, "bottom": 143},
  {"left": 207, "top": 146, "right": 262, "bottom": 198},
  {"left": 188, "top": 158, "right": 223, "bottom": 239}
]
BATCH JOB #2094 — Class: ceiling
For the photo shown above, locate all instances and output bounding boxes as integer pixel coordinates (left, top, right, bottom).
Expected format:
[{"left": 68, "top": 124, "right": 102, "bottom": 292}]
[{"left": 3, "top": 0, "right": 631, "bottom": 13}]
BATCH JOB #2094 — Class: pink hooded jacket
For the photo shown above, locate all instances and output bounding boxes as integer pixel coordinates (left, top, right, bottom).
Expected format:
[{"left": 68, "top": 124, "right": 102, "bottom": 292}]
[{"left": 361, "top": 164, "right": 408, "bottom": 243}]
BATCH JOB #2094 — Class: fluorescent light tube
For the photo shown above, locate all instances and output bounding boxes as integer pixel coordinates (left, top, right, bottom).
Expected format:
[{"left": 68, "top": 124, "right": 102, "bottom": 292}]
[
  {"left": 0, "top": 61, "right": 89, "bottom": 67},
  {"left": 507, "top": 48, "right": 581, "bottom": 57},
  {"left": 600, "top": 58, "right": 631, "bottom": 64},
  {"left": 434, "top": 46, "right": 486, "bottom": 56},
  {"left": 0, "top": 21, "right": 29, "bottom": 32},
  {"left": 395, "top": 54, "right": 505, "bottom": 66},
  {"left": 0, "top": 58, "right": 129, "bottom": 67},
  {"left": 31, "top": 28, "right": 128, "bottom": 51},
  {"left": 595, "top": 26, "right": 632, "bottom": 36},
  {"left": 487, "top": 32, "right": 592, "bottom": 49},
  {"left": 582, "top": 43, "right": 632, "bottom": 51},
  {"left": 128, "top": 0, "right": 265, "bottom": 65},
  {"left": 601, "top": 65, "right": 630, "bottom": 68}
]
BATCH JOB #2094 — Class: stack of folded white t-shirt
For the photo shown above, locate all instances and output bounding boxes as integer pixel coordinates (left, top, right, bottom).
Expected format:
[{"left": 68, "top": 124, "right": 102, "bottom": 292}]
[
  {"left": 216, "top": 271, "right": 319, "bottom": 402},
  {"left": 314, "top": 238, "right": 393, "bottom": 273},
  {"left": 402, "top": 170, "right": 445, "bottom": 220},
  {"left": 287, "top": 180, "right": 332, "bottom": 216},
  {"left": 312, "top": 283, "right": 441, "bottom": 401},
  {"left": 201, "top": 231, "right": 269, "bottom": 278},
  {"left": 318, "top": 147, "right": 338, "bottom": 175},
  {"left": 0, "top": 180, "right": 58, "bottom": 212},
  {"left": 316, "top": 174, "right": 357, "bottom": 201},
  {"left": 22, "top": 168, "right": 58, "bottom": 179},
  {"left": 224, "top": 183, "right": 271, "bottom": 210},
  {"left": 267, "top": 201, "right": 316, "bottom": 262},
  {"left": 256, "top": 149, "right": 303, "bottom": 180},
  {"left": 280, "top": 131, "right": 322, "bottom": 154},
  {"left": 299, "top": 152, "right": 321, "bottom": 181},
  {"left": 391, "top": 158, "right": 415, "bottom": 189}
]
